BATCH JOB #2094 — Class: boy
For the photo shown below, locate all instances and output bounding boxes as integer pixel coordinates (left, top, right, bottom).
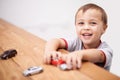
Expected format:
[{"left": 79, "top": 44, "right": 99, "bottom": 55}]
[{"left": 44, "top": 3, "right": 113, "bottom": 71}]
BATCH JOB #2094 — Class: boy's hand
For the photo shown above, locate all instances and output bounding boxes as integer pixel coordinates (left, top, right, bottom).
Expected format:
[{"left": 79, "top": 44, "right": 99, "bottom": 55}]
[
  {"left": 65, "top": 52, "right": 83, "bottom": 69},
  {"left": 44, "top": 51, "right": 62, "bottom": 64}
]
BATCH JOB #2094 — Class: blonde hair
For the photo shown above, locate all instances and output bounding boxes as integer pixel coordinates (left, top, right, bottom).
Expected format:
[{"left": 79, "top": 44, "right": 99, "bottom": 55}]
[{"left": 75, "top": 3, "right": 107, "bottom": 25}]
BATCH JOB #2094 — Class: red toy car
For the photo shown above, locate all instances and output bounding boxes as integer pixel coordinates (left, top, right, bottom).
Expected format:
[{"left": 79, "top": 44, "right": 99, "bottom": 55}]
[
  {"left": 51, "top": 58, "right": 69, "bottom": 70},
  {"left": 51, "top": 58, "right": 65, "bottom": 66}
]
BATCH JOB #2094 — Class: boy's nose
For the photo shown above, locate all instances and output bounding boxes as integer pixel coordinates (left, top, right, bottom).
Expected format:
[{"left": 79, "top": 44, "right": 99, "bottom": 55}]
[{"left": 83, "top": 24, "right": 90, "bottom": 30}]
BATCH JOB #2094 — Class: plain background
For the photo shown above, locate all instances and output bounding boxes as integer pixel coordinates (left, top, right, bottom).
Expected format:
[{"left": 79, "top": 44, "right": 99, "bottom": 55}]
[{"left": 0, "top": 0, "right": 120, "bottom": 77}]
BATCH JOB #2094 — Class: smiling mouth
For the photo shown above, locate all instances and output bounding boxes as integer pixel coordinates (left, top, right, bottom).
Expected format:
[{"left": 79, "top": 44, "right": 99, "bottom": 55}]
[
  {"left": 81, "top": 33, "right": 93, "bottom": 40},
  {"left": 82, "top": 33, "right": 92, "bottom": 36}
]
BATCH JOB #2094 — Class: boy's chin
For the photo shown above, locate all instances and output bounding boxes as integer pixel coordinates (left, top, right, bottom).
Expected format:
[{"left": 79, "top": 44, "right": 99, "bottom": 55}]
[{"left": 82, "top": 40, "right": 92, "bottom": 45}]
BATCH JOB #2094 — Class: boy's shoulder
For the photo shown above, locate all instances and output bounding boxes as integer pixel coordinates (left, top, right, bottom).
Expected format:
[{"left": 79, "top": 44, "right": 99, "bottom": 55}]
[
  {"left": 99, "top": 41, "right": 111, "bottom": 48},
  {"left": 98, "top": 41, "right": 113, "bottom": 53}
]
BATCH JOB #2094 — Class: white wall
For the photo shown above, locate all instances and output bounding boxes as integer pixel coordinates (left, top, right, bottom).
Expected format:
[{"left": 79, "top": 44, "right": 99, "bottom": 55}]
[{"left": 0, "top": 0, "right": 120, "bottom": 77}]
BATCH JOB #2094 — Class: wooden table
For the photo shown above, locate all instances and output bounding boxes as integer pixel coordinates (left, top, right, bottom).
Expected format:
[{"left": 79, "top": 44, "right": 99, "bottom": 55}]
[{"left": 0, "top": 19, "right": 119, "bottom": 80}]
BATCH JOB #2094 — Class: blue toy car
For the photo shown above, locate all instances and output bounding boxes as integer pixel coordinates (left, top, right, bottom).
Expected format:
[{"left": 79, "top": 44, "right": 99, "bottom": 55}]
[{"left": 0, "top": 49, "right": 17, "bottom": 59}]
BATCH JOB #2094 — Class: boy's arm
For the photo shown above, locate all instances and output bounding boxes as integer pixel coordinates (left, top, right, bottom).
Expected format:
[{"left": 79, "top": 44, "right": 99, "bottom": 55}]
[
  {"left": 65, "top": 49, "right": 105, "bottom": 69},
  {"left": 44, "top": 38, "right": 66, "bottom": 64},
  {"left": 45, "top": 38, "right": 66, "bottom": 52},
  {"left": 76, "top": 49, "right": 105, "bottom": 63}
]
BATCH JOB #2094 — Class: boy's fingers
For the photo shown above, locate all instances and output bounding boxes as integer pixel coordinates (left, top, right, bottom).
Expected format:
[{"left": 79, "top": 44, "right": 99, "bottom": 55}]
[
  {"left": 51, "top": 51, "right": 62, "bottom": 59},
  {"left": 43, "top": 55, "right": 49, "bottom": 64},
  {"left": 61, "top": 54, "right": 67, "bottom": 61},
  {"left": 45, "top": 53, "right": 52, "bottom": 64},
  {"left": 57, "top": 52, "right": 62, "bottom": 59},
  {"left": 76, "top": 57, "right": 81, "bottom": 68},
  {"left": 72, "top": 58, "right": 77, "bottom": 69},
  {"left": 66, "top": 56, "right": 72, "bottom": 69},
  {"left": 72, "top": 55, "right": 82, "bottom": 69}
]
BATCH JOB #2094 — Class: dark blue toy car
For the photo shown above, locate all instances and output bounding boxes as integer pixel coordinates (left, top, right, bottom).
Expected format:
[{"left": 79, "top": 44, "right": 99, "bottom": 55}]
[{"left": 0, "top": 49, "right": 17, "bottom": 59}]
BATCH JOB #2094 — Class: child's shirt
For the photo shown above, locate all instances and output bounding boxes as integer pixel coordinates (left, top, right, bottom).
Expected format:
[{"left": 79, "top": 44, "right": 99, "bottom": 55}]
[{"left": 62, "top": 37, "right": 113, "bottom": 71}]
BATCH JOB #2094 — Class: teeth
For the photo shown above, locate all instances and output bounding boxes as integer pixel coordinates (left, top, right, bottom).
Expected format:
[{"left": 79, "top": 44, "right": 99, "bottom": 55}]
[{"left": 83, "top": 34, "right": 92, "bottom": 36}]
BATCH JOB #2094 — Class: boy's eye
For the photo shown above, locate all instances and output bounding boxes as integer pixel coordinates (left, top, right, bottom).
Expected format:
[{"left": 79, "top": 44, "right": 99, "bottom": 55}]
[
  {"left": 90, "top": 22, "right": 97, "bottom": 25},
  {"left": 78, "top": 22, "right": 84, "bottom": 25}
]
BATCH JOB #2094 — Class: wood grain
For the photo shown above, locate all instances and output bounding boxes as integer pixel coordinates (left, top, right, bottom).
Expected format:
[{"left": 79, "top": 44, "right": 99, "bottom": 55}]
[{"left": 0, "top": 19, "right": 119, "bottom": 80}]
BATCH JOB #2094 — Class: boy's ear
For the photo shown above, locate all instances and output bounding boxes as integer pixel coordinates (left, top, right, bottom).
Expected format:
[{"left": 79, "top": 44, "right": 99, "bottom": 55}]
[
  {"left": 104, "top": 24, "right": 108, "bottom": 30},
  {"left": 102, "top": 24, "right": 107, "bottom": 34}
]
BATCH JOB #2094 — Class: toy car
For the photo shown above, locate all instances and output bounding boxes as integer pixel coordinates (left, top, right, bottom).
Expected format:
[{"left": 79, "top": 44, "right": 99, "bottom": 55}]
[
  {"left": 0, "top": 49, "right": 17, "bottom": 59},
  {"left": 59, "top": 63, "right": 68, "bottom": 70},
  {"left": 51, "top": 58, "right": 65, "bottom": 66},
  {"left": 51, "top": 58, "right": 70, "bottom": 70},
  {"left": 51, "top": 58, "right": 73, "bottom": 70},
  {"left": 23, "top": 66, "right": 43, "bottom": 76}
]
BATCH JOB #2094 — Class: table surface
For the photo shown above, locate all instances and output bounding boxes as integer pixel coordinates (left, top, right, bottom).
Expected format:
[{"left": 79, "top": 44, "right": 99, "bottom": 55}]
[{"left": 0, "top": 19, "right": 119, "bottom": 80}]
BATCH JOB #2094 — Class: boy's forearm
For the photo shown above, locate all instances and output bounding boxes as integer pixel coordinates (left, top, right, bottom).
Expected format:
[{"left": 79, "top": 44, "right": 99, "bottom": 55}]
[
  {"left": 45, "top": 39, "right": 59, "bottom": 52},
  {"left": 45, "top": 38, "right": 66, "bottom": 52},
  {"left": 77, "top": 49, "right": 105, "bottom": 63}
]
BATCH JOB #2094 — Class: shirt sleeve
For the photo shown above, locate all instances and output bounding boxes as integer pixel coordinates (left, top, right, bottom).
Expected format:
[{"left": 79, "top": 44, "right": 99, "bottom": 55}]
[
  {"left": 98, "top": 42, "right": 113, "bottom": 70},
  {"left": 61, "top": 37, "right": 82, "bottom": 52}
]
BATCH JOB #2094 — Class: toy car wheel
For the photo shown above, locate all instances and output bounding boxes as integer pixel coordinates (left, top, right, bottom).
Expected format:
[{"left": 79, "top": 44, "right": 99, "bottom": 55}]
[
  {"left": 24, "top": 73, "right": 31, "bottom": 76},
  {"left": 6, "top": 57, "right": 8, "bottom": 59},
  {"left": 27, "top": 73, "right": 31, "bottom": 76}
]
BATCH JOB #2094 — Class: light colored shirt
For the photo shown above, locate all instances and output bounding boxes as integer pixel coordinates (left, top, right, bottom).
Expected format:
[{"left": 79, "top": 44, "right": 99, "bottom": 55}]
[{"left": 62, "top": 37, "right": 113, "bottom": 71}]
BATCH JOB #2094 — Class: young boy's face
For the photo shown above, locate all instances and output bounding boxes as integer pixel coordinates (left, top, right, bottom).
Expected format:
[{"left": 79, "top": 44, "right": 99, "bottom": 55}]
[{"left": 75, "top": 9, "right": 106, "bottom": 45}]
